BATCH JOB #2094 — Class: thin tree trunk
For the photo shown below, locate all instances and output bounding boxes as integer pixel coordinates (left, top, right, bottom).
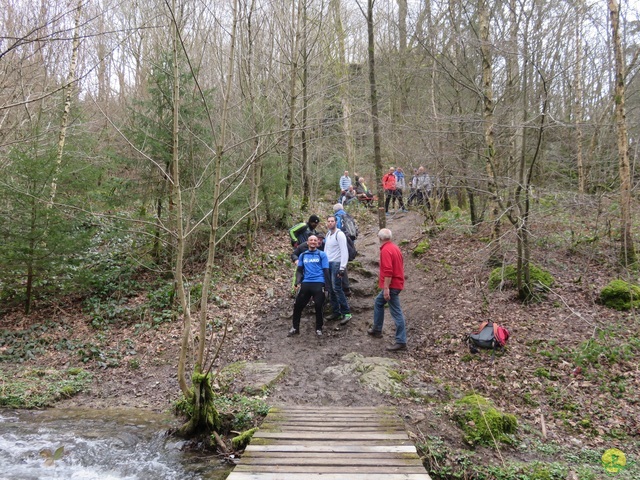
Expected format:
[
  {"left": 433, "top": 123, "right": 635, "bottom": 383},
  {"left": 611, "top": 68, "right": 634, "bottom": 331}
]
[
  {"left": 574, "top": 0, "right": 586, "bottom": 194},
  {"left": 367, "top": 0, "right": 385, "bottom": 227},
  {"left": 284, "top": 0, "right": 302, "bottom": 214},
  {"left": 47, "top": 0, "right": 82, "bottom": 209},
  {"left": 479, "top": 0, "right": 500, "bottom": 263},
  {"left": 331, "top": 0, "right": 356, "bottom": 173},
  {"left": 171, "top": 0, "right": 192, "bottom": 399},
  {"left": 198, "top": 0, "right": 239, "bottom": 369},
  {"left": 300, "top": 0, "right": 310, "bottom": 212},
  {"left": 609, "top": 0, "right": 636, "bottom": 266},
  {"left": 244, "top": 0, "right": 261, "bottom": 247}
]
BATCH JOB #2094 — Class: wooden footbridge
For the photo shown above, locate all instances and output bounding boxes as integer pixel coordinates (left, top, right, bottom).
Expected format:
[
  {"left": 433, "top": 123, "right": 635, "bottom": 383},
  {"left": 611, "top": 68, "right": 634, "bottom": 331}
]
[{"left": 226, "top": 405, "right": 431, "bottom": 479}]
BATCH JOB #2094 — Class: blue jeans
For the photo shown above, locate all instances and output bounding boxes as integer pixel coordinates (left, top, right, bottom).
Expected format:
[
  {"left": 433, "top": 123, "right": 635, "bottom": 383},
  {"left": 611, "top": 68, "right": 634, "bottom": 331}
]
[
  {"left": 373, "top": 289, "right": 406, "bottom": 344},
  {"left": 329, "top": 262, "right": 350, "bottom": 316}
]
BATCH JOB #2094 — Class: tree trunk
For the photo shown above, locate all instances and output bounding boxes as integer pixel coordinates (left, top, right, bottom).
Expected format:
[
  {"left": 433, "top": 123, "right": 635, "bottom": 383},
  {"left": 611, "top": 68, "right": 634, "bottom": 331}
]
[
  {"left": 367, "top": 0, "right": 385, "bottom": 228},
  {"left": 47, "top": 0, "right": 82, "bottom": 209},
  {"left": 479, "top": 0, "right": 500, "bottom": 264},
  {"left": 331, "top": 0, "right": 356, "bottom": 173},
  {"left": 300, "top": 0, "right": 310, "bottom": 212},
  {"left": 609, "top": 0, "right": 636, "bottom": 266},
  {"left": 284, "top": 0, "right": 302, "bottom": 217},
  {"left": 574, "top": 0, "right": 586, "bottom": 194}
]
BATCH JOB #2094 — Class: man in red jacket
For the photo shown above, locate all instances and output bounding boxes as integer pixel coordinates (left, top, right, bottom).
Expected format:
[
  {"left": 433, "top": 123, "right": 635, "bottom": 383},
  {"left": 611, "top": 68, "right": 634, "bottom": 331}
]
[{"left": 367, "top": 228, "right": 407, "bottom": 351}]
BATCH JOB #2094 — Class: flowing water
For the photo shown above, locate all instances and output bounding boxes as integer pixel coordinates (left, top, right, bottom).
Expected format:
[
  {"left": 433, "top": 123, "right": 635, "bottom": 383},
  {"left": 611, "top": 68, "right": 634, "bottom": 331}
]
[{"left": 0, "top": 409, "right": 232, "bottom": 480}]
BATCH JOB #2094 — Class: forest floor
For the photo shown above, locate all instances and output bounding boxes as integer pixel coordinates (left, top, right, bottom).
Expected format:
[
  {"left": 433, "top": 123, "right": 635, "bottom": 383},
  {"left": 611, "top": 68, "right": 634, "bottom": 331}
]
[{"left": 2, "top": 194, "right": 640, "bottom": 479}]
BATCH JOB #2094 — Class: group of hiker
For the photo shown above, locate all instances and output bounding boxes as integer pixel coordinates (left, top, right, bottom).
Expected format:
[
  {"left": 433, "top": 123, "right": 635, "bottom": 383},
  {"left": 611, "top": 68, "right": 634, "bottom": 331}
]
[
  {"left": 339, "top": 166, "right": 434, "bottom": 214},
  {"left": 288, "top": 201, "right": 408, "bottom": 352}
]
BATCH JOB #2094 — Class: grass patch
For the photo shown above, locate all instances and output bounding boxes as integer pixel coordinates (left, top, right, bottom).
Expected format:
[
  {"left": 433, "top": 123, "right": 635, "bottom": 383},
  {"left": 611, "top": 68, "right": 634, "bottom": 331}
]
[{"left": 0, "top": 367, "right": 92, "bottom": 408}]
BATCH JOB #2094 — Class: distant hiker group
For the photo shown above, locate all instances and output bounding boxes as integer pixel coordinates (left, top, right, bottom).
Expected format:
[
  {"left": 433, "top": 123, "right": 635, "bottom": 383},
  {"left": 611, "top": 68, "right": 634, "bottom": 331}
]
[
  {"left": 287, "top": 184, "right": 408, "bottom": 352},
  {"left": 339, "top": 166, "right": 433, "bottom": 215}
]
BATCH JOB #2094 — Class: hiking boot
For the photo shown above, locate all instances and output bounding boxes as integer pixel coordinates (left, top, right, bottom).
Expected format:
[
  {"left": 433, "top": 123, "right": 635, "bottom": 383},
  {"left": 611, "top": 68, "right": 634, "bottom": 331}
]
[
  {"left": 325, "top": 312, "right": 341, "bottom": 321},
  {"left": 287, "top": 327, "right": 299, "bottom": 337},
  {"left": 401, "top": 208, "right": 408, "bottom": 213},
  {"left": 386, "top": 343, "right": 407, "bottom": 352},
  {"left": 367, "top": 328, "right": 383, "bottom": 338},
  {"left": 316, "top": 329, "right": 323, "bottom": 336},
  {"left": 339, "top": 313, "right": 352, "bottom": 325}
]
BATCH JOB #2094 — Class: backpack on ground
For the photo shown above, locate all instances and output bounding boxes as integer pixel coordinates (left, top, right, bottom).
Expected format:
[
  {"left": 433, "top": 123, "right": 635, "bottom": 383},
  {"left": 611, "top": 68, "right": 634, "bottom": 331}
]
[
  {"left": 346, "top": 235, "right": 357, "bottom": 261},
  {"left": 467, "top": 321, "right": 510, "bottom": 353},
  {"left": 337, "top": 212, "right": 359, "bottom": 240}
]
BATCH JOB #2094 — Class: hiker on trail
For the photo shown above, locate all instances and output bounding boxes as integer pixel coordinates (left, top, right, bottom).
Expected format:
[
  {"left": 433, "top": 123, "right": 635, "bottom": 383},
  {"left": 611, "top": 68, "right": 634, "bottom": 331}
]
[
  {"left": 407, "top": 168, "right": 418, "bottom": 206},
  {"left": 291, "top": 233, "right": 325, "bottom": 263},
  {"left": 332, "top": 204, "right": 354, "bottom": 297},
  {"left": 367, "top": 228, "right": 407, "bottom": 352},
  {"left": 324, "top": 215, "right": 352, "bottom": 325},
  {"left": 413, "top": 166, "right": 432, "bottom": 208},
  {"left": 383, "top": 167, "right": 406, "bottom": 214},
  {"left": 288, "top": 235, "right": 330, "bottom": 338},
  {"left": 289, "top": 215, "right": 321, "bottom": 247},
  {"left": 339, "top": 170, "right": 352, "bottom": 203},
  {"left": 393, "top": 167, "right": 408, "bottom": 211}
]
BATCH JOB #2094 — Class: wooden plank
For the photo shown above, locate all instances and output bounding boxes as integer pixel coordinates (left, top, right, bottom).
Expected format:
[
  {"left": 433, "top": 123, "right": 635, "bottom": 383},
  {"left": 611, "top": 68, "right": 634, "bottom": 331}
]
[
  {"left": 268, "top": 407, "right": 393, "bottom": 413},
  {"left": 233, "top": 465, "right": 427, "bottom": 473},
  {"left": 227, "top": 474, "right": 430, "bottom": 480},
  {"left": 242, "top": 452, "right": 420, "bottom": 460},
  {"left": 245, "top": 444, "right": 418, "bottom": 453},
  {"left": 227, "top": 405, "right": 431, "bottom": 480},
  {"left": 246, "top": 438, "right": 415, "bottom": 449},
  {"left": 253, "top": 432, "right": 409, "bottom": 440},
  {"left": 240, "top": 457, "right": 423, "bottom": 466}
]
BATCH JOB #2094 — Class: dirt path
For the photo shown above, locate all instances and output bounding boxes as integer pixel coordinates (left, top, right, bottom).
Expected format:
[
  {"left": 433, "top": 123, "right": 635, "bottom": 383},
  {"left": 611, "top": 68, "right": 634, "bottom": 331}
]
[{"left": 218, "top": 210, "right": 427, "bottom": 408}]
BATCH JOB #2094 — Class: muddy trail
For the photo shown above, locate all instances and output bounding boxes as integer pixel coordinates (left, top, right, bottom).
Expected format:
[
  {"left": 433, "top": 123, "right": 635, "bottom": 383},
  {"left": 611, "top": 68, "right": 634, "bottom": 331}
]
[{"left": 219, "top": 210, "right": 427, "bottom": 408}]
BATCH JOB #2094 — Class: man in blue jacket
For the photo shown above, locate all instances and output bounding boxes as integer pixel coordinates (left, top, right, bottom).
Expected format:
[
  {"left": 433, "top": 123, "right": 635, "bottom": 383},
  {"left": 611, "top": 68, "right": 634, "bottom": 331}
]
[{"left": 289, "top": 235, "right": 331, "bottom": 337}]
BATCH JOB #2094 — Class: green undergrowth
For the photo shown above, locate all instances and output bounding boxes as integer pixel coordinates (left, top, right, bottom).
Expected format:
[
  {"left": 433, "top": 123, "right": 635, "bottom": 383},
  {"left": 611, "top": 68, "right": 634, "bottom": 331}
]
[
  {"left": 0, "top": 367, "right": 92, "bottom": 408},
  {"left": 488, "top": 264, "right": 554, "bottom": 292},
  {"left": 419, "top": 434, "right": 639, "bottom": 479}
]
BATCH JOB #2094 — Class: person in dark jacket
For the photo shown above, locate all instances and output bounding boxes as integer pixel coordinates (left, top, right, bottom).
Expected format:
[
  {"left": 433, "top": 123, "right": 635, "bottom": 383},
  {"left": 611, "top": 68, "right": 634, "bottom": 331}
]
[{"left": 289, "top": 214, "right": 320, "bottom": 247}]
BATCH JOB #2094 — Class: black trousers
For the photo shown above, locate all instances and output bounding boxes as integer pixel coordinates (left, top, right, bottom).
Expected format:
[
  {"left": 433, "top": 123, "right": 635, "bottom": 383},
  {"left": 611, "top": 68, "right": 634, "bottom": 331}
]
[
  {"left": 293, "top": 282, "right": 325, "bottom": 331},
  {"left": 385, "top": 189, "right": 405, "bottom": 211}
]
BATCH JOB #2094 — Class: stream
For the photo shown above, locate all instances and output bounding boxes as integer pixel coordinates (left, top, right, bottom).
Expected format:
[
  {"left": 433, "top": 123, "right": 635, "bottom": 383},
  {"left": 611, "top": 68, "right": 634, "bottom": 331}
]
[{"left": 0, "top": 409, "right": 233, "bottom": 480}]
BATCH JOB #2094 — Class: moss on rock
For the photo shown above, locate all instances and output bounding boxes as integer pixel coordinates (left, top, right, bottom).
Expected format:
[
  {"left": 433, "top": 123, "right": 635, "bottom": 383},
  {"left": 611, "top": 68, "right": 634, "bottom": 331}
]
[
  {"left": 600, "top": 279, "right": 640, "bottom": 310},
  {"left": 488, "top": 264, "right": 554, "bottom": 291},
  {"left": 231, "top": 427, "right": 258, "bottom": 450},
  {"left": 454, "top": 394, "right": 517, "bottom": 446}
]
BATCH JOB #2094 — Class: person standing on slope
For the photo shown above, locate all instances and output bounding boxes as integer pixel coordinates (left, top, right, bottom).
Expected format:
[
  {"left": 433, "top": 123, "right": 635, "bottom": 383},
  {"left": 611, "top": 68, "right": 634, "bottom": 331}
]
[
  {"left": 288, "top": 235, "right": 330, "bottom": 337},
  {"left": 368, "top": 228, "right": 408, "bottom": 351}
]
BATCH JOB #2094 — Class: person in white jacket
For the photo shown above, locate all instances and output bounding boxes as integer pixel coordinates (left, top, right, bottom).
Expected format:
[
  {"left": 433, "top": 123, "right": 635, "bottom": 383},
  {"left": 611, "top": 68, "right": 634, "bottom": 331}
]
[{"left": 323, "top": 215, "right": 352, "bottom": 325}]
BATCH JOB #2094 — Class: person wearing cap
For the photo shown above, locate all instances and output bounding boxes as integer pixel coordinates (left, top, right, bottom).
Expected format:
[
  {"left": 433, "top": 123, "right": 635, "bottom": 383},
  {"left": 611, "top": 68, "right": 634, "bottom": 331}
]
[{"left": 288, "top": 214, "right": 320, "bottom": 247}]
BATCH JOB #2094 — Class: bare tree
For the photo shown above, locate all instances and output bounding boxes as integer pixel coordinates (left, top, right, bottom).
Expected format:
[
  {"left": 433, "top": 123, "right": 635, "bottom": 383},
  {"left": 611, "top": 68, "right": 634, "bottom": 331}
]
[{"left": 609, "top": 0, "right": 636, "bottom": 266}]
